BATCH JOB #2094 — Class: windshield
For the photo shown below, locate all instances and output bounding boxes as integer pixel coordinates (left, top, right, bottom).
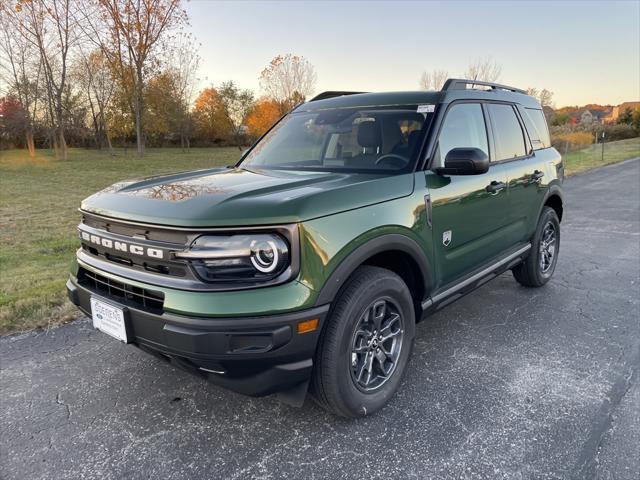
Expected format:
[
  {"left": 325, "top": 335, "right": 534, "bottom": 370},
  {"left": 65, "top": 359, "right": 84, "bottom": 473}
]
[{"left": 240, "top": 106, "right": 433, "bottom": 173}]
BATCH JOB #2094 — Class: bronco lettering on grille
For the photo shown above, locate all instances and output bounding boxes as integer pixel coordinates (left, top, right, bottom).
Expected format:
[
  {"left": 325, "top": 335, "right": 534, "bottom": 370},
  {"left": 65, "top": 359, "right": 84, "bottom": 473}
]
[{"left": 80, "top": 231, "right": 164, "bottom": 259}]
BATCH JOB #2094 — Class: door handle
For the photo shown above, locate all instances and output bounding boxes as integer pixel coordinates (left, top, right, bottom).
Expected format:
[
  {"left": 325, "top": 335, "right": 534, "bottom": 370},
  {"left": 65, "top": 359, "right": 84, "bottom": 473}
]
[
  {"left": 529, "top": 170, "right": 545, "bottom": 182},
  {"left": 486, "top": 181, "right": 506, "bottom": 195}
]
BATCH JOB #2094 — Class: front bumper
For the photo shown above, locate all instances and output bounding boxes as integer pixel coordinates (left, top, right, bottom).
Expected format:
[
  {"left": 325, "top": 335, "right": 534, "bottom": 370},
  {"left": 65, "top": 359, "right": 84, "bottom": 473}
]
[{"left": 67, "top": 276, "right": 329, "bottom": 396}]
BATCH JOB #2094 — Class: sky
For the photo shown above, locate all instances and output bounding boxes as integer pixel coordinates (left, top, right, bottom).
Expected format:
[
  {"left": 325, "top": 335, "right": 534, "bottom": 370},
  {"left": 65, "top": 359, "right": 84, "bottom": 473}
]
[{"left": 185, "top": 0, "right": 640, "bottom": 108}]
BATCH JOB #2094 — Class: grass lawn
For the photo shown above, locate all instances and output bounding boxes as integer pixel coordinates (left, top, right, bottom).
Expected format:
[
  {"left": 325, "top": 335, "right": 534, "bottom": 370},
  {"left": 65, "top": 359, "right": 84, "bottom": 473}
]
[
  {"left": 1, "top": 138, "right": 639, "bottom": 335},
  {"left": 562, "top": 137, "right": 640, "bottom": 176},
  {"left": 0, "top": 147, "right": 241, "bottom": 334}
]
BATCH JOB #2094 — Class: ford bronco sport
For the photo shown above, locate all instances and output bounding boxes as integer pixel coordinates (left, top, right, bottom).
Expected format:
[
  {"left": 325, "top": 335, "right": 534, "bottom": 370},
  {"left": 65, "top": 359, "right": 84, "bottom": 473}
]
[{"left": 67, "top": 79, "right": 564, "bottom": 417}]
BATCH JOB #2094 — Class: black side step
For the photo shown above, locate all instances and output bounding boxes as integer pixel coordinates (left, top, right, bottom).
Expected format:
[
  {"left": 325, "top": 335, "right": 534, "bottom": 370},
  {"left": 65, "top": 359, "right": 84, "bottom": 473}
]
[{"left": 421, "top": 243, "right": 531, "bottom": 314}]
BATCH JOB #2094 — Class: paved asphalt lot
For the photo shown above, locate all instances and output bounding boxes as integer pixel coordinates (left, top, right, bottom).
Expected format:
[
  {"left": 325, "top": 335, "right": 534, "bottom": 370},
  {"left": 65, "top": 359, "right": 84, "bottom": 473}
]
[{"left": 2, "top": 159, "right": 639, "bottom": 480}]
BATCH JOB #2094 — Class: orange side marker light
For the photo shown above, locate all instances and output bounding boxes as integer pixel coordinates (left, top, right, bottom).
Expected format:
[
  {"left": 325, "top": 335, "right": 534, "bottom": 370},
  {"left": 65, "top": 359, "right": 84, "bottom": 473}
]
[{"left": 297, "top": 318, "right": 319, "bottom": 334}]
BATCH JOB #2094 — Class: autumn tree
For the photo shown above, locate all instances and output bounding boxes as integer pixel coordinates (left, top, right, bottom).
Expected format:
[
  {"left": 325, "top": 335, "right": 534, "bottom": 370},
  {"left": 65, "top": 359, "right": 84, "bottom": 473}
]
[
  {"left": 464, "top": 56, "right": 502, "bottom": 83},
  {"left": 0, "top": 96, "right": 28, "bottom": 148},
  {"left": 418, "top": 69, "right": 449, "bottom": 90},
  {"left": 218, "top": 81, "right": 254, "bottom": 147},
  {"left": 145, "top": 71, "right": 184, "bottom": 145},
  {"left": 192, "top": 87, "right": 230, "bottom": 142},
  {"left": 246, "top": 97, "right": 281, "bottom": 139},
  {"left": 259, "top": 54, "right": 317, "bottom": 114},
  {"left": 86, "top": 0, "right": 188, "bottom": 156},
  {"left": 631, "top": 109, "right": 640, "bottom": 129},
  {"left": 618, "top": 108, "right": 634, "bottom": 125},
  {"left": 5, "top": 0, "right": 77, "bottom": 159},
  {"left": 0, "top": 11, "right": 42, "bottom": 156},
  {"left": 107, "top": 76, "right": 136, "bottom": 141}
]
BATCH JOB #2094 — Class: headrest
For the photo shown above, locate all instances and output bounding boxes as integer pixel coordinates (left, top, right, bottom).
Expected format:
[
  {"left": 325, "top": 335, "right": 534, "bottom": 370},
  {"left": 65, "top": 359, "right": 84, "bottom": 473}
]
[
  {"left": 357, "top": 121, "right": 381, "bottom": 148},
  {"left": 408, "top": 130, "right": 421, "bottom": 150}
]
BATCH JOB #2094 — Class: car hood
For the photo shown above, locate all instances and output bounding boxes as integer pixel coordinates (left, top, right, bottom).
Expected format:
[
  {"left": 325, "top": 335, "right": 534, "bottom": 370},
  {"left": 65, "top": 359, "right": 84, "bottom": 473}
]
[{"left": 81, "top": 167, "right": 415, "bottom": 227}]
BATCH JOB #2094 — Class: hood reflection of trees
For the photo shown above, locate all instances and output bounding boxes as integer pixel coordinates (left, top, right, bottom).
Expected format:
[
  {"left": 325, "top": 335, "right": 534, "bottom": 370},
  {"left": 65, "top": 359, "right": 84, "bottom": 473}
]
[{"left": 126, "top": 180, "right": 229, "bottom": 201}]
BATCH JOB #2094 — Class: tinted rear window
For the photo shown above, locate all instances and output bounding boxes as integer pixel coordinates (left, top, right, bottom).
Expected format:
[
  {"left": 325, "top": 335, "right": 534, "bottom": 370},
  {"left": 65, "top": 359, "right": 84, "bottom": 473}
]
[
  {"left": 522, "top": 108, "right": 551, "bottom": 149},
  {"left": 488, "top": 104, "right": 527, "bottom": 160}
]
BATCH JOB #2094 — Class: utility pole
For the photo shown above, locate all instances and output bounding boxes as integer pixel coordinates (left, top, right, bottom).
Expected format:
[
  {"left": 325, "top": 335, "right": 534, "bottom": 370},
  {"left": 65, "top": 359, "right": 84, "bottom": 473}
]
[{"left": 601, "top": 131, "right": 605, "bottom": 163}]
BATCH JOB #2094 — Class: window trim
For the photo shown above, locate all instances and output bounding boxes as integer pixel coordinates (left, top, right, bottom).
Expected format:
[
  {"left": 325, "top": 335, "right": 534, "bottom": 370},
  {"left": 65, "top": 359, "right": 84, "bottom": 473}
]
[
  {"left": 423, "top": 100, "right": 493, "bottom": 170},
  {"left": 517, "top": 104, "right": 550, "bottom": 150},
  {"left": 485, "top": 102, "right": 534, "bottom": 165}
]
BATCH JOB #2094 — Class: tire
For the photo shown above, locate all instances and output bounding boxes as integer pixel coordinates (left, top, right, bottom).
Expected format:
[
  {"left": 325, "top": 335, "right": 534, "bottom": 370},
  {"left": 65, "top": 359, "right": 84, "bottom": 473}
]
[
  {"left": 311, "top": 265, "right": 415, "bottom": 418},
  {"left": 513, "top": 206, "right": 560, "bottom": 287}
]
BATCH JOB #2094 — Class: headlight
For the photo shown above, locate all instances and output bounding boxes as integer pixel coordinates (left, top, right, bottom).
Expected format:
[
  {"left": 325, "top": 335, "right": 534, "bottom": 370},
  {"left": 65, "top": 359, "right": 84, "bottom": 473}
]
[{"left": 174, "top": 234, "right": 290, "bottom": 283}]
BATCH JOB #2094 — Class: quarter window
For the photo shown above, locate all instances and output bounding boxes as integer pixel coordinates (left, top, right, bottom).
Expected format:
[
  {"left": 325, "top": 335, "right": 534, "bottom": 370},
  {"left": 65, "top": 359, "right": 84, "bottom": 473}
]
[
  {"left": 488, "top": 104, "right": 527, "bottom": 160},
  {"left": 522, "top": 108, "right": 551, "bottom": 149},
  {"left": 434, "top": 103, "right": 488, "bottom": 167}
]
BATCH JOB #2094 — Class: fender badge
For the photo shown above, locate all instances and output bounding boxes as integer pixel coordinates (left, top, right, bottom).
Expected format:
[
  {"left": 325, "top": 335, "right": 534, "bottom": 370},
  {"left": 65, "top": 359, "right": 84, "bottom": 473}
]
[{"left": 442, "top": 230, "right": 452, "bottom": 247}]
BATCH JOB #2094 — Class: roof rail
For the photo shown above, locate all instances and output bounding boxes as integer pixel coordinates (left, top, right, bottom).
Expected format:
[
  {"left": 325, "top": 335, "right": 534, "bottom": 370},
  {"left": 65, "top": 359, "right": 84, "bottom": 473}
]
[
  {"left": 442, "top": 78, "right": 526, "bottom": 94},
  {"left": 309, "top": 91, "right": 367, "bottom": 102}
]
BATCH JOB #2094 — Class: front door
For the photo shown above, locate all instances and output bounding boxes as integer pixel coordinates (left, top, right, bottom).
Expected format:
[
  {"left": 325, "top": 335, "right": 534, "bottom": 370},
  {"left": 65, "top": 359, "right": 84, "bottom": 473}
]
[{"left": 425, "top": 102, "right": 513, "bottom": 288}]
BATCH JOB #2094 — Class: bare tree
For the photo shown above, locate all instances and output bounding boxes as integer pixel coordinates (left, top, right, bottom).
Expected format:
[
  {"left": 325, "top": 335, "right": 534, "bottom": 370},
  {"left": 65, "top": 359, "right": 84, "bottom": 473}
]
[
  {"left": 74, "top": 50, "right": 116, "bottom": 151},
  {"left": 162, "top": 33, "right": 200, "bottom": 150},
  {"left": 7, "top": 0, "right": 77, "bottom": 159},
  {"left": 218, "top": 81, "right": 255, "bottom": 148},
  {"left": 526, "top": 87, "right": 554, "bottom": 107},
  {"left": 464, "top": 56, "right": 502, "bottom": 83},
  {"left": 259, "top": 54, "right": 317, "bottom": 114},
  {"left": 419, "top": 69, "right": 449, "bottom": 91},
  {"left": 0, "top": 12, "right": 42, "bottom": 156},
  {"left": 84, "top": 0, "right": 188, "bottom": 156},
  {"left": 538, "top": 89, "right": 554, "bottom": 108}
]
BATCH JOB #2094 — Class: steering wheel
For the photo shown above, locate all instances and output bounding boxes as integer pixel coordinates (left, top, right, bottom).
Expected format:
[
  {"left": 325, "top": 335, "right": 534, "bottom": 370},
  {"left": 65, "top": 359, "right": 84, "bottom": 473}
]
[{"left": 374, "top": 153, "right": 409, "bottom": 167}]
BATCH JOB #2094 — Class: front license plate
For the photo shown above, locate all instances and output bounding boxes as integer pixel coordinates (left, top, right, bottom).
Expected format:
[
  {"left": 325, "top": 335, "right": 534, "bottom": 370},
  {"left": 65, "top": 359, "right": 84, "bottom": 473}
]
[{"left": 90, "top": 297, "right": 129, "bottom": 343}]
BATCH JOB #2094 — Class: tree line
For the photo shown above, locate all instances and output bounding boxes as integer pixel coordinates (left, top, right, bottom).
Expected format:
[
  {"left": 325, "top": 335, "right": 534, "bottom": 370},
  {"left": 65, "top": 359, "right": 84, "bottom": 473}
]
[
  {"left": 0, "top": 1, "right": 316, "bottom": 158},
  {"left": 4, "top": 4, "right": 613, "bottom": 162}
]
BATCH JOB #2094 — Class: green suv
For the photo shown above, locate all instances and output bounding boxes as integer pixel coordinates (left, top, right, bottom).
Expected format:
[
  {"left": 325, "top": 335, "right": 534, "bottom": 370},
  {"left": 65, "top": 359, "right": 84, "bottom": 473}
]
[{"left": 67, "top": 79, "right": 563, "bottom": 417}]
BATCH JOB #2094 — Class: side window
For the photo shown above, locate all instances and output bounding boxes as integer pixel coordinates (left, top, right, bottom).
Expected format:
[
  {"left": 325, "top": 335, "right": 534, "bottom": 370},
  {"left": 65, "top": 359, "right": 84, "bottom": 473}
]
[
  {"left": 434, "top": 103, "right": 488, "bottom": 167},
  {"left": 522, "top": 108, "right": 551, "bottom": 149},
  {"left": 488, "top": 104, "right": 527, "bottom": 160}
]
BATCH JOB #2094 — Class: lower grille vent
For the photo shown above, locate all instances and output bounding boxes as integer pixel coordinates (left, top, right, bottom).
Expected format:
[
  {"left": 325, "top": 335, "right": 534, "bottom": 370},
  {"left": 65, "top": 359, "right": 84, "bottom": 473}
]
[{"left": 78, "top": 268, "right": 164, "bottom": 313}]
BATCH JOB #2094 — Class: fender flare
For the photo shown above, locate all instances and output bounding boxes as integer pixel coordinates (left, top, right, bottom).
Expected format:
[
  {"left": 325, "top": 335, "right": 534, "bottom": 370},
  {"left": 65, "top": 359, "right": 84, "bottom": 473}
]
[
  {"left": 538, "top": 183, "right": 564, "bottom": 221},
  {"left": 314, "top": 233, "right": 434, "bottom": 306}
]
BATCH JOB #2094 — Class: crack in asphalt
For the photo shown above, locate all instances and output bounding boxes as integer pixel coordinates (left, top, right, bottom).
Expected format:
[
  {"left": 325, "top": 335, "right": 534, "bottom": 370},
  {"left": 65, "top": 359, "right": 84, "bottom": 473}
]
[
  {"left": 570, "top": 343, "right": 640, "bottom": 480},
  {"left": 55, "top": 392, "right": 72, "bottom": 421}
]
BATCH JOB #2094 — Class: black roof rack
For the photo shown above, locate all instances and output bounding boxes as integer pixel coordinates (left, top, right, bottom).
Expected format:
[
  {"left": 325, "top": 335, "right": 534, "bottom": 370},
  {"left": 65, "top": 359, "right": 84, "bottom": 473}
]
[
  {"left": 442, "top": 78, "right": 526, "bottom": 94},
  {"left": 309, "top": 91, "right": 367, "bottom": 102}
]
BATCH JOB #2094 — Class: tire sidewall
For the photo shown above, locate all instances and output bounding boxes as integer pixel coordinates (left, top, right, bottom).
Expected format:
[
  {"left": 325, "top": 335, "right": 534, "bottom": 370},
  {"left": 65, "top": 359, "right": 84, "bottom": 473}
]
[
  {"left": 532, "top": 207, "right": 561, "bottom": 284},
  {"left": 331, "top": 272, "right": 415, "bottom": 416}
]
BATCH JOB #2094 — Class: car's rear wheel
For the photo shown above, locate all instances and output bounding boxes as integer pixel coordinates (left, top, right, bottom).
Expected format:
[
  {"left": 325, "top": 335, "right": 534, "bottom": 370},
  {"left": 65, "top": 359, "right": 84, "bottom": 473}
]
[
  {"left": 311, "top": 266, "right": 415, "bottom": 417},
  {"left": 513, "top": 206, "right": 560, "bottom": 287}
]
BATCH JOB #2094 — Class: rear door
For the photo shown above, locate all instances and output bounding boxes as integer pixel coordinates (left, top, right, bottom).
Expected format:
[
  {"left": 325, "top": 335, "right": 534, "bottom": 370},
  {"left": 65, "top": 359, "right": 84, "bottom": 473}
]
[
  {"left": 425, "top": 102, "right": 511, "bottom": 288},
  {"left": 487, "top": 103, "right": 549, "bottom": 244}
]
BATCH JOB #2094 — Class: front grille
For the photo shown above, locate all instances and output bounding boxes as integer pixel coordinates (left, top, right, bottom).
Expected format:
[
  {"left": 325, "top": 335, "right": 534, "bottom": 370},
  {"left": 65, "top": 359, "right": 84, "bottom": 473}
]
[
  {"left": 78, "top": 267, "right": 164, "bottom": 313},
  {"left": 82, "top": 212, "right": 191, "bottom": 244},
  {"left": 80, "top": 244, "right": 188, "bottom": 278}
]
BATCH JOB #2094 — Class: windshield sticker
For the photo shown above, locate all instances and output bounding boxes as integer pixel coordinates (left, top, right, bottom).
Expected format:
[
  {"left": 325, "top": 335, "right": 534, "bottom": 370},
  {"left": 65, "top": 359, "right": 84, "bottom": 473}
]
[{"left": 417, "top": 104, "right": 435, "bottom": 113}]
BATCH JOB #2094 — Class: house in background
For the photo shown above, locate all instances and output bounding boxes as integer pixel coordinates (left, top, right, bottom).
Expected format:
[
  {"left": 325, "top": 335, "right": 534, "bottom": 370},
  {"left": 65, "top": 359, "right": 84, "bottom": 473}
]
[
  {"left": 572, "top": 108, "right": 610, "bottom": 126},
  {"left": 581, "top": 109, "right": 610, "bottom": 125},
  {"left": 603, "top": 102, "right": 640, "bottom": 124}
]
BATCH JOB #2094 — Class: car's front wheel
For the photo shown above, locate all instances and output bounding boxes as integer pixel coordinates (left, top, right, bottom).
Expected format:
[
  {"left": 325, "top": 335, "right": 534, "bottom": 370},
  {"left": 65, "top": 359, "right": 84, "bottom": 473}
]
[
  {"left": 513, "top": 206, "right": 560, "bottom": 287},
  {"left": 311, "top": 266, "right": 415, "bottom": 417}
]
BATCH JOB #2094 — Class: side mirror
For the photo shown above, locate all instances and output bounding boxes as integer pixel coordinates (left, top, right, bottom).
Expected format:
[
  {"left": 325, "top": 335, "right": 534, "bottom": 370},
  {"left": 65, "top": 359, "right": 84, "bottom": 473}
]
[{"left": 436, "top": 148, "right": 489, "bottom": 175}]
